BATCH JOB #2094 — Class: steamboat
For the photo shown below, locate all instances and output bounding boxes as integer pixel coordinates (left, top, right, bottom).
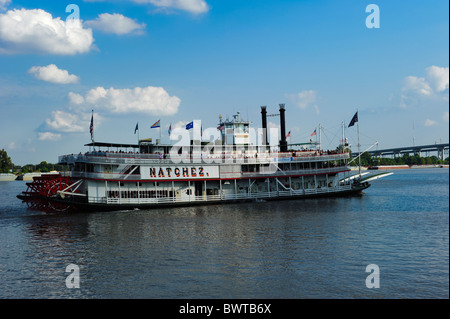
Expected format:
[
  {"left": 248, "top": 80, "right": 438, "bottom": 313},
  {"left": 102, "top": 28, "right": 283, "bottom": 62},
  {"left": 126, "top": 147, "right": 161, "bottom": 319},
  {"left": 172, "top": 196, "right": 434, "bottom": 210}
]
[{"left": 17, "top": 105, "right": 377, "bottom": 212}]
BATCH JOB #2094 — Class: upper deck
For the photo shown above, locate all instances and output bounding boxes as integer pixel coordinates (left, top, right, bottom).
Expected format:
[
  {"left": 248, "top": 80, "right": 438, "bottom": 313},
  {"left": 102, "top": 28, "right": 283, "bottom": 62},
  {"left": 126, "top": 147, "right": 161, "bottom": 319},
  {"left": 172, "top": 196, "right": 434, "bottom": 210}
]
[
  {"left": 59, "top": 149, "right": 350, "bottom": 181},
  {"left": 59, "top": 149, "right": 350, "bottom": 166}
]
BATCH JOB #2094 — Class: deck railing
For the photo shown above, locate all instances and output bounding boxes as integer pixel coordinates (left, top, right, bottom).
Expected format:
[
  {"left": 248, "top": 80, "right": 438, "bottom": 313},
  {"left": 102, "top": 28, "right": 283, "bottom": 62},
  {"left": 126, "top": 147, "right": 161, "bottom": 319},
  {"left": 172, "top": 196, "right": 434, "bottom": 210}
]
[
  {"left": 66, "top": 165, "right": 349, "bottom": 181},
  {"left": 86, "top": 184, "right": 353, "bottom": 205},
  {"left": 59, "top": 151, "right": 349, "bottom": 166}
]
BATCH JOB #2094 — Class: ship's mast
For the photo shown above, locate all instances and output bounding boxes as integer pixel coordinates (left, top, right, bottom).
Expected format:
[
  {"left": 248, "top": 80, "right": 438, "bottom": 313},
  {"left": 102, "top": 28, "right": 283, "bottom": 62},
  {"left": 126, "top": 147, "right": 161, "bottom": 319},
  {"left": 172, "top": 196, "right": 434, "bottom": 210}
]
[
  {"left": 318, "top": 123, "right": 322, "bottom": 150},
  {"left": 357, "top": 109, "right": 361, "bottom": 178}
]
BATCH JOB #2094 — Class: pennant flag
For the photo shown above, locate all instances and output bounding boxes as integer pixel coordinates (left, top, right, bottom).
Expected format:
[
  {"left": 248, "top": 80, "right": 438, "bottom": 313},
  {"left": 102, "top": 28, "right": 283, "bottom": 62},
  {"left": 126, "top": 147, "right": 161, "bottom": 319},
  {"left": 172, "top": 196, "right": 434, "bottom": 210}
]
[
  {"left": 286, "top": 131, "right": 291, "bottom": 138},
  {"left": 89, "top": 110, "right": 94, "bottom": 142},
  {"left": 168, "top": 124, "right": 172, "bottom": 136},
  {"left": 217, "top": 124, "right": 225, "bottom": 131},
  {"left": 186, "top": 121, "right": 193, "bottom": 130},
  {"left": 134, "top": 122, "right": 139, "bottom": 134},
  {"left": 348, "top": 111, "right": 358, "bottom": 127},
  {"left": 310, "top": 129, "right": 316, "bottom": 136},
  {"left": 151, "top": 120, "right": 160, "bottom": 128}
]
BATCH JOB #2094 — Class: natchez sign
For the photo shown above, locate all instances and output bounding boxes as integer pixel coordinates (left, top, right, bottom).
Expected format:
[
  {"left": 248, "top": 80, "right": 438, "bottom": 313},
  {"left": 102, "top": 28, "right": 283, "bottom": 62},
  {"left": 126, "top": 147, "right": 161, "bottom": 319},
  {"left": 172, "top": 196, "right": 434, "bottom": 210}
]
[{"left": 141, "top": 165, "right": 220, "bottom": 180}]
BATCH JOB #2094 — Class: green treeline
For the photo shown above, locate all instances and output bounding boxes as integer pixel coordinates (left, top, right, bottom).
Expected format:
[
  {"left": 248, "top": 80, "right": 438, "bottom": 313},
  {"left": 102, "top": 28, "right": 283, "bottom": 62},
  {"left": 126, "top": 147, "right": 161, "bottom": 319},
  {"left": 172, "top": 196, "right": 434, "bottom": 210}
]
[
  {"left": 1, "top": 148, "right": 448, "bottom": 174},
  {"left": 15, "top": 161, "right": 68, "bottom": 173},
  {"left": 0, "top": 149, "right": 14, "bottom": 173},
  {"left": 1, "top": 149, "right": 67, "bottom": 174},
  {"left": 356, "top": 152, "right": 449, "bottom": 167}
]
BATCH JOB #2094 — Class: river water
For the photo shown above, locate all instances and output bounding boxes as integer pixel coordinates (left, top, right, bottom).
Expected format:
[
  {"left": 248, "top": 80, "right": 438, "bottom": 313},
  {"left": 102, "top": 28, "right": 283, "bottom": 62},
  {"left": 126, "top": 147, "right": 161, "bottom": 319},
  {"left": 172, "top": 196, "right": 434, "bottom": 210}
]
[{"left": 0, "top": 168, "right": 448, "bottom": 299}]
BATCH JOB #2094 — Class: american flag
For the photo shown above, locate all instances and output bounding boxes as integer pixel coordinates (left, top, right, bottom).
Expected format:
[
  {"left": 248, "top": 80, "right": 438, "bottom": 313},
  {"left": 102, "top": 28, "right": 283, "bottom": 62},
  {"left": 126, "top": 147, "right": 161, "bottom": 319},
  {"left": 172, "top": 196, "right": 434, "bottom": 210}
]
[
  {"left": 90, "top": 111, "right": 94, "bottom": 142},
  {"left": 310, "top": 129, "right": 316, "bottom": 136}
]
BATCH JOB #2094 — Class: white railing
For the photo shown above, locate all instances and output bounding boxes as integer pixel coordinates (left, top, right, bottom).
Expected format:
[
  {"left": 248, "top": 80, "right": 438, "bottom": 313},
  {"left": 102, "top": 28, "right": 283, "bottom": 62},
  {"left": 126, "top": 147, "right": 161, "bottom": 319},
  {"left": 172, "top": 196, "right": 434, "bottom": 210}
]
[
  {"left": 59, "top": 152, "right": 349, "bottom": 166},
  {"left": 88, "top": 185, "right": 353, "bottom": 205},
  {"left": 69, "top": 165, "right": 349, "bottom": 181}
]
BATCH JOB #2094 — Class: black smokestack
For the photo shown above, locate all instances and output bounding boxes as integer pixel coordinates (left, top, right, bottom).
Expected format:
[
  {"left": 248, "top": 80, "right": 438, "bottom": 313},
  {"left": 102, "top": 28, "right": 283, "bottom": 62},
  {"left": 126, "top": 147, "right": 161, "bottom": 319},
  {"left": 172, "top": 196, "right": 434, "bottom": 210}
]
[
  {"left": 279, "top": 103, "right": 288, "bottom": 152},
  {"left": 261, "top": 106, "right": 268, "bottom": 146}
]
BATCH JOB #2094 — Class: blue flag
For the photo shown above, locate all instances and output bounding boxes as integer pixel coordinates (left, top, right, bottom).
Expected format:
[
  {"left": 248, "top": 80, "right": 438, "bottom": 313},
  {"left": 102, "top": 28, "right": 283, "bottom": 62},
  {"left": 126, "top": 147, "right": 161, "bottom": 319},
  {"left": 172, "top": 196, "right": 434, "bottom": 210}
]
[
  {"left": 348, "top": 112, "right": 358, "bottom": 127},
  {"left": 134, "top": 122, "right": 139, "bottom": 134},
  {"left": 186, "top": 121, "right": 193, "bottom": 130}
]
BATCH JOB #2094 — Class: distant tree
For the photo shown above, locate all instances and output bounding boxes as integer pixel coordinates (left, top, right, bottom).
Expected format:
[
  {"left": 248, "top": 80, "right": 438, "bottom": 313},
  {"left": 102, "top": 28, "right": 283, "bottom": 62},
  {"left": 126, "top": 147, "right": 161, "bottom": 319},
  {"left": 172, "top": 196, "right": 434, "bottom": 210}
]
[
  {"left": 360, "top": 152, "right": 373, "bottom": 166},
  {"left": 0, "top": 149, "right": 14, "bottom": 173},
  {"left": 36, "top": 161, "right": 54, "bottom": 172}
]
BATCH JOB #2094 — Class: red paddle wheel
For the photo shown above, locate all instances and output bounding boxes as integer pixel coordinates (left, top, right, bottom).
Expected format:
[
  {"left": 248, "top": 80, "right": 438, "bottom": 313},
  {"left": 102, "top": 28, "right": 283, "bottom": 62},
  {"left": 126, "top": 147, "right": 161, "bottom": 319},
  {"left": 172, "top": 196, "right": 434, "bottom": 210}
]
[
  {"left": 21, "top": 174, "right": 79, "bottom": 198},
  {"left": 17, "top": 174, "right": 82, "bottom": 213}
]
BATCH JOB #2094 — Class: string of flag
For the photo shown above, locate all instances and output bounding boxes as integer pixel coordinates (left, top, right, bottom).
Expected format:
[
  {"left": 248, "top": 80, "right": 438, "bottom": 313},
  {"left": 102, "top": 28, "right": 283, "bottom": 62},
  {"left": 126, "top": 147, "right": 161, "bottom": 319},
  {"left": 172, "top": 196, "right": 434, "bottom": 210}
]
[{"left": 90, "top": 109, "right": 359, "bottom": 146}]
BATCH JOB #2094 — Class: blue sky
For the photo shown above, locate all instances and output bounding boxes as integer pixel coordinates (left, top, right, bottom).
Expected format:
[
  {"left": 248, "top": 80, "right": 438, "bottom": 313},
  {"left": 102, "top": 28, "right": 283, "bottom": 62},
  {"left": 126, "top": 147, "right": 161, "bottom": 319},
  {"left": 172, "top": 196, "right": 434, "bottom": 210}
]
[{"left": 0, "top": 0, "right": 448, "bottom": 165}]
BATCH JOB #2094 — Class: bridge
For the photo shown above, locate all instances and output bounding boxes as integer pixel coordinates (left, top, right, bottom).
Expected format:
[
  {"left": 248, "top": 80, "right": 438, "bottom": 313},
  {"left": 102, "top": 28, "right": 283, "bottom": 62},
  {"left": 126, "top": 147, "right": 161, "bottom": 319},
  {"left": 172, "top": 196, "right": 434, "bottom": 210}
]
[{"left": 355, "top": 143, "right": 449, "bottom": 160}]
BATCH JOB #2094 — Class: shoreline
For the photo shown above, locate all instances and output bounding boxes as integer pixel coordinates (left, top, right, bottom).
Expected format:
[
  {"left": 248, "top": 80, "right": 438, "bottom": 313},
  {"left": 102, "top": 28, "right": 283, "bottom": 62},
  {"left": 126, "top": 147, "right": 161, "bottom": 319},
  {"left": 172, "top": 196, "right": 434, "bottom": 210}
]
[
  {"left": 0, "top": 171, "right": 60, "bottom": 181},
  {"left": 367, "top": 164, "right": 449, "bottom": 170}
]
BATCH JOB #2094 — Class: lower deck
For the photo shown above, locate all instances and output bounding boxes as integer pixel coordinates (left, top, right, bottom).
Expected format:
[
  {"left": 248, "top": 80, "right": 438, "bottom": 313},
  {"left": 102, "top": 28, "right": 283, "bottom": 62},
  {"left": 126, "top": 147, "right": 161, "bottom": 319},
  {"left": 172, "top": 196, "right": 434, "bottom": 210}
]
[{"left": 83, "top": 172, "right": 353, "bottom": 205}]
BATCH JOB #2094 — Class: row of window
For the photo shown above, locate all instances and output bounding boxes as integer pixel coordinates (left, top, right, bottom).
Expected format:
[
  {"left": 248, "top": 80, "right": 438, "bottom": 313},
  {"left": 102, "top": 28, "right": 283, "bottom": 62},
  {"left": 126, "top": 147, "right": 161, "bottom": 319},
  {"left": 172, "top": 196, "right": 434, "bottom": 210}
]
[{"left": 107, "top": 190, "right": 174, "bottom": 199}]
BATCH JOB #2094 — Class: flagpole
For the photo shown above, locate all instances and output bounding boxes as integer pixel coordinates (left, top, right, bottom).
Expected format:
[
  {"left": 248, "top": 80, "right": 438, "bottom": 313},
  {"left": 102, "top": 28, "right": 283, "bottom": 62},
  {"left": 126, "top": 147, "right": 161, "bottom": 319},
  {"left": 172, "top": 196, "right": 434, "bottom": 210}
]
[
  {"left": 357, "top": 109, "right": 361, "bottom": 178},
  {"left": 315, "top": 127, "right": 318, "bottom": 149},
  {"left": 318, "top": 123, "right": 322, "bottom": 150}
]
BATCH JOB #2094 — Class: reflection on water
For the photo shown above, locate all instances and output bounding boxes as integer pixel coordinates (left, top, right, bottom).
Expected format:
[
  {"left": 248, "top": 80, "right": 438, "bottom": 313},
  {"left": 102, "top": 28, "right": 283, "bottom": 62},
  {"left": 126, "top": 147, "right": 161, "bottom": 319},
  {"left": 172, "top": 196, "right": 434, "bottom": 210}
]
[
  {"left": 22, "top": 198, "right": 76, "bottom": 214},
  {"left": 0, "top": 169, "right": 448, "bottom": 298}
]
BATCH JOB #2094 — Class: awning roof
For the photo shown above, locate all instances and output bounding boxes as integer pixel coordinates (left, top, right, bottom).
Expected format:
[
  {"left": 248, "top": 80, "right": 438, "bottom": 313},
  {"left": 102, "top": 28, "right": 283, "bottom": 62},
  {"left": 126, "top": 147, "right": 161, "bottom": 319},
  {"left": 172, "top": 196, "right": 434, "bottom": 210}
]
[{"left": 84, "top": 142, "right": 139, "bottom": 148}]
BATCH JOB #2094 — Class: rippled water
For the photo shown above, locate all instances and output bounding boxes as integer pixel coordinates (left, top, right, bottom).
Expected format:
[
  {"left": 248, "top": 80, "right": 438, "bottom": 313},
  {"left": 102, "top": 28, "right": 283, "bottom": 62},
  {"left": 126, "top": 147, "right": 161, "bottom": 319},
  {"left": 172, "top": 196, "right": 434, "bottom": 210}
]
[{"left": 0, "top": 168, "right": 448, "bottom": 298}]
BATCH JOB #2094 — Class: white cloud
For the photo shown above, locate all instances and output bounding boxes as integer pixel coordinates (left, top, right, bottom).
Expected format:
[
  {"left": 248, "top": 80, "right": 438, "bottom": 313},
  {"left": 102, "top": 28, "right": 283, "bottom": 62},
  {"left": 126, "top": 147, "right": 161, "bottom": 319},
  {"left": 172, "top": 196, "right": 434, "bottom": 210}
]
[
  {"left": 40, "top": 110, "right": 103, "bottom": 140},
  {"left": 70, "top": 86, "right": 181, "bottom": 116},
  {"left": 85, "top": 13, "right": 146, "bottom": 35},
  {"left": 424, "top": 119, "right": 438, "bottom": 127},
  {"left": 38, "top": 132, "right": 62, "bottom": 141},
  {"left": 443, "top": 111, "right": 449, "bottom": 123},
  {"left": 0, "top": 0, "right": 10, "bottom": 11},
  {"left": 426, "top": 65, "right": 449, "bottom": 93},
  {"left": 68, "top": 92, "right": 85, "bottom": 105},
  {"left": 172, "top": 120, "right": 189, "bottom": 130},
  {"left": 400, "top": 66, "right": 449, "bottom": 108},
  {"left": 133, "top": 0, "right": 209, "bottom": 14},
  {"left": 286, "top": 90, "right": 319, "bottom": 113},
  {"left": 45, "top": 110, "right": 90, "bottom": 133},
  {"left": 403, "top": 76, "right": 432, "bottom": 96},
  {"left": 28, "top": 64, "right": 80, "bottom": 84},
  {"left": 0, "top": 8, "right": 94, "bottom": 55}
]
